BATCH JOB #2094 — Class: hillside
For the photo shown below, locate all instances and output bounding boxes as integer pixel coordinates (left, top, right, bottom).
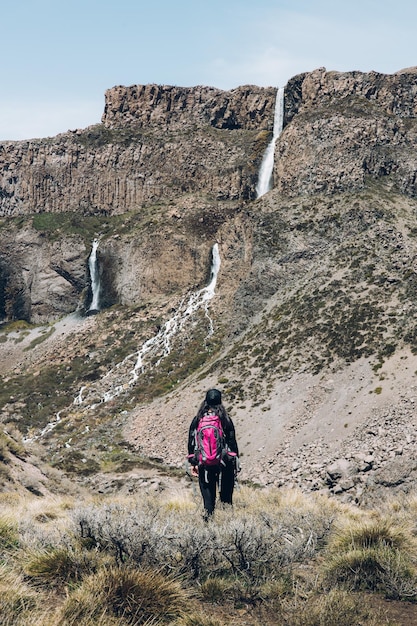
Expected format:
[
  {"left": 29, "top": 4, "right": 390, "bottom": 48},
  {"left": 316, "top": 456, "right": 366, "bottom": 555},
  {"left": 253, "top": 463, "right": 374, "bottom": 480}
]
[{"left": 1, "top": 67, "right": 417, "bottom": 509}]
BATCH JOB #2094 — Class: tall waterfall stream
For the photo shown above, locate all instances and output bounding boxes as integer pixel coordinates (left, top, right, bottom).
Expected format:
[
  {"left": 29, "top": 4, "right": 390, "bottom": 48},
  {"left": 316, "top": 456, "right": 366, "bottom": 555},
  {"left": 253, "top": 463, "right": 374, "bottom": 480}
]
[
  {"left": 256, "top": 86, "right": 284, "bottom": 198},
  {"left": 88, "top": 238, "right": 101, "bottom": 311}
]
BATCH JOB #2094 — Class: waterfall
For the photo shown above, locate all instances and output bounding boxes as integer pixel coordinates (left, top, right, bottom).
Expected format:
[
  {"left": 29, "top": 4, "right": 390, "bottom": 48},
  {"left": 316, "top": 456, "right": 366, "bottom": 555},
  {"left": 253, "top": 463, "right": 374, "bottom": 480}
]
[
  {"left": 74, "top": 243, "right": 222, "bottom": 407},
  {"left": 88, "top": 238, "right": 101, "bottom": 311},
  {"left": 256, "top": 86, "right": 284, "bottom": 198},
  {"left": 127, "top": 242, "right": 221, "bottom": 387}
]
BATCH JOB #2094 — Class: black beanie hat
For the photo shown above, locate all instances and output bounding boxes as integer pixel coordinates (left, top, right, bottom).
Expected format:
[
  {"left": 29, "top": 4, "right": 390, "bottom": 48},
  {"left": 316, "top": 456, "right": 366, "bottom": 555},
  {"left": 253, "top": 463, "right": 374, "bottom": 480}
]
[{"left": 206, "top": 388, "right": 222, "bottom": 406}]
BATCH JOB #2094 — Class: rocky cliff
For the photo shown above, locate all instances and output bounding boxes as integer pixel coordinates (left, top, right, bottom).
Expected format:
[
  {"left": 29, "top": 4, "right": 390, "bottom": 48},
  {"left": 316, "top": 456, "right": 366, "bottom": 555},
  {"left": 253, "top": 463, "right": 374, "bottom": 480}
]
[
  {"left": 2, "top": 68, "right": 417, "bottom": 324},
  {"left": 278, "top": 66, "right": 417, "bottom": 196},
  {"left": 3, "top": 68, "right": 417, "bottom": 216},
  {"left": 0, "top": 85, "right": 276, "bottom": 219},
  {"left": 3, "top": 68, "right": 417, "bottom": 223},
  {"left": 0, "top": 84, "right": 277, "bottom": 321}
]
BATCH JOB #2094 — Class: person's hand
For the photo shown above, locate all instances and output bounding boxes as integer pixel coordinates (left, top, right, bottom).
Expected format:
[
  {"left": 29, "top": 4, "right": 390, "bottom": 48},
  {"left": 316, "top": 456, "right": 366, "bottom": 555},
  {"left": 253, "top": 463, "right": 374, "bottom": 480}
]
[{"left": 191, "top": 465, "right": 199, "bottom": 477}]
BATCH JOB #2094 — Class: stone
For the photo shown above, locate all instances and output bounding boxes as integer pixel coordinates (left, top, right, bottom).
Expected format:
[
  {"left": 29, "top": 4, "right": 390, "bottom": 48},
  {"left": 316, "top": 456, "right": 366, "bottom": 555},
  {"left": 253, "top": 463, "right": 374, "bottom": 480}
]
[
  {"left": 326, "top": 458, "right": 355, "bottom": 482},
  {"left": 339, "top": 477, "right": 355, "bottom": 491},
  {"left": 374, "top": 458, "right": 416, "bottom": 486}
]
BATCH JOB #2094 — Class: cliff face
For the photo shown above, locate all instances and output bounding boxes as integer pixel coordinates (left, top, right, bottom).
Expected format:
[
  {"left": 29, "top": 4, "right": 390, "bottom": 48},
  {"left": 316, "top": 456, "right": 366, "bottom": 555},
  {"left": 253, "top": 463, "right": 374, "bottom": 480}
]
[
  {"left": 2, "top": 69, "right": 417, "bottom": 220},
  {"left": 0, "top": 202, "right": 243, "bottom": 323},
  {"left": 277, "top": 67, "right": 417, "bottom": 196},
  {"left": 0, "top": 226, "right": 87, "bottom": 323},
  {"left": 0, "top": 85, "right": 276, "bottom": 218},
  {"left": 1, "top": 68, "right": 417, "bottom": 325},
  {"left": 0, "top": 84, "right": 276, "bottom": 323},
  {"left": 102, "top": 84, "right": 276, "bottom": 131}
]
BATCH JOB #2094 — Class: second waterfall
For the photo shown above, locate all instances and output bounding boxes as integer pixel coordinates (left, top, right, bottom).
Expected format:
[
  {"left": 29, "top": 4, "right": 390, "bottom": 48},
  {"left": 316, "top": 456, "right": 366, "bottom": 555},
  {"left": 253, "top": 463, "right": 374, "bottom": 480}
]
[{"left": 88, "top": 238, "right": 101, "bottom": 312}]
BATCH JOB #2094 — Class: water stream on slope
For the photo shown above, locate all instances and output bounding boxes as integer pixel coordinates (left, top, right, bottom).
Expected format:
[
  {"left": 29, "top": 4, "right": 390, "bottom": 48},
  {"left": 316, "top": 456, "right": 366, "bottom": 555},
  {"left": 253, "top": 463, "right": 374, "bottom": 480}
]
[{"left": 75, "top": 243, "right": 221, "bottom": 408}]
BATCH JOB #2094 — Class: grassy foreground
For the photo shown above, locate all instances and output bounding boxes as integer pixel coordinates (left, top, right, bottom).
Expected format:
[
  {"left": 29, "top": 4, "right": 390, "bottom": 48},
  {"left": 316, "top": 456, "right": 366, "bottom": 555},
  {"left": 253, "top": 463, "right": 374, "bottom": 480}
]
[{"left": 1, "top": 484, "right": 417, "bottom": 625}]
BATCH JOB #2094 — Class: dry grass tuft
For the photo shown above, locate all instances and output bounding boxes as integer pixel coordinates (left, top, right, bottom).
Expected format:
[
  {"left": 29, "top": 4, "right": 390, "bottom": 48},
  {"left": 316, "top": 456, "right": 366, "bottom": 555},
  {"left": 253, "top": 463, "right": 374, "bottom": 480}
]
[
  {"left": 23, "top": 545, "right": 99, "bottom": 588},
  {"left": 0, "top": 566, "right": 55, "bottom": 626},
  {"left": 176, "top": 613, "right": 225, "bottom": 626},
  {"left": 283, "top": 588, "right": 390, "bottom": 626},
  {"left": 59, "top": 566, "right": 189, "bottom": 625},
  {"left": 323, "top": 518, "right": 417, "bottom": 599},
  {"left": 328, "top": 518, "right": 414, "bottom": 553},
  {"left": 0, "top": 515, "right": 19, "bottom": 553}
]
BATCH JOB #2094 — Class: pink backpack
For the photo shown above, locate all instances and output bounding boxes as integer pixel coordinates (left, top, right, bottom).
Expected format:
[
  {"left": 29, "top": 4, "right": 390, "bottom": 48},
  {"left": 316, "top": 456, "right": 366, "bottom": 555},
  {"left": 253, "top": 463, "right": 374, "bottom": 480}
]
[{"left": 193, "top": 412, "right": 225, "bottom": 467}]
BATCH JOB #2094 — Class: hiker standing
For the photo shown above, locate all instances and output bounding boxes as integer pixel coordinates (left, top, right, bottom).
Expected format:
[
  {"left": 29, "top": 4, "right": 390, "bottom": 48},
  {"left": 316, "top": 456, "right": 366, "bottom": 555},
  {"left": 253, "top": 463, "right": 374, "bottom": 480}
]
[{"left": 187, "top": 388, "right": 240, "bottom": 518}]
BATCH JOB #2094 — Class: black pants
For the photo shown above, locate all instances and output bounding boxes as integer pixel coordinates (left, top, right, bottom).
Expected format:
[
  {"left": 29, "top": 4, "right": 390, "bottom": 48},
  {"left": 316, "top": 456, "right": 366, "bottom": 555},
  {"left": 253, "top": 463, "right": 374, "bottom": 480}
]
[{"left": 198, "top": 462, "right": 235, "bottom": 516}]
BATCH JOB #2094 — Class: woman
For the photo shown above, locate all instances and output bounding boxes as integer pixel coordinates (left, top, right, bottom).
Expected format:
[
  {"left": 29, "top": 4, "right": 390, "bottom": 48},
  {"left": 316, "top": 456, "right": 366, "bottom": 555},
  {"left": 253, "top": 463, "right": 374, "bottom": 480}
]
[{"left": 188, "top": 388, "right": 239, "bottom": 518}]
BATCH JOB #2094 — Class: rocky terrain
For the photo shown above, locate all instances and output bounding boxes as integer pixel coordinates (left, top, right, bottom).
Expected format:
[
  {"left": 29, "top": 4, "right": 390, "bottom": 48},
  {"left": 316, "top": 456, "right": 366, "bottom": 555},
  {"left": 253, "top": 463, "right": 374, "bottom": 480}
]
[{"left": 1, "top": 67, "right": 417, "bottom": 507}]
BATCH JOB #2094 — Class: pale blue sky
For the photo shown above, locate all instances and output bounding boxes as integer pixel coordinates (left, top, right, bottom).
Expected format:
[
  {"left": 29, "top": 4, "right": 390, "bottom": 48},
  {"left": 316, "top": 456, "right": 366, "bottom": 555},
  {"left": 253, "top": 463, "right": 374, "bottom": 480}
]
[{"left": 1, "top": 0, "right": 416, "bottom": 140}]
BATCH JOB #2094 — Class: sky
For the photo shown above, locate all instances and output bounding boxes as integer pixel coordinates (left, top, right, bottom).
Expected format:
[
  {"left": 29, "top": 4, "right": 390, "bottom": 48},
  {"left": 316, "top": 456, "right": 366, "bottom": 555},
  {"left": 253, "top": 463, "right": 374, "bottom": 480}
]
[{"left": 1, "top": 0, "right": 416, "bottom": 141}]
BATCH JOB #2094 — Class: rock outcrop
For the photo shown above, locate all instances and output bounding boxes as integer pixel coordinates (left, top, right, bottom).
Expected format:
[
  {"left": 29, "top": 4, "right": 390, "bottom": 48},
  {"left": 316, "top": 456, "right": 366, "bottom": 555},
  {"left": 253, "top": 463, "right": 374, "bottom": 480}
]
[
  {"left": 2, "top": 68, "right": 417, "bottom": 223},
  {"left": 102, "top": 84, "right": 276, "bottom": 131},
  {"left": 276, "top": 66, "right": 417, "bottom": 196},
  {"left": 0, "top": 85, "right": 276, "bottom": 219},
  {"left": 0, "top": 84, "right": 277, "bottom": 322},
  {"left": 0, "top": 227, "right": 87, "bottom": 323}
]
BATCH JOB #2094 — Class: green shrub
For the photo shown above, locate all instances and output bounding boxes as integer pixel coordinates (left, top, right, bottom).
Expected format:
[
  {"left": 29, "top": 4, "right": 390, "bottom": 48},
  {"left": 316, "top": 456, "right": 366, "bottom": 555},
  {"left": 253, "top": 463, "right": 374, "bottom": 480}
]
[{"left": 52, "top": 451, "right": 100, "bottom": 476}]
